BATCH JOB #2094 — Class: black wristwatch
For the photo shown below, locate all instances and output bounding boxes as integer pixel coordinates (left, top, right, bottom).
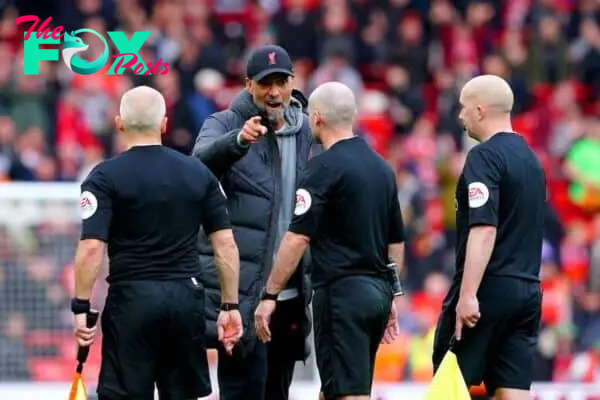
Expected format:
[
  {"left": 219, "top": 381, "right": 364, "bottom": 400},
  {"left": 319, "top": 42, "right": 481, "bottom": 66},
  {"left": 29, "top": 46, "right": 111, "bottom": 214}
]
[
  {"left": 220, "top": 303, "right": 240, "bottom": 311},
  {"left": 387, "top": 263, "right": 405, "bottom": 297},
  {"left": 260, "top": 287, "right": 279, "bottom": 301}
]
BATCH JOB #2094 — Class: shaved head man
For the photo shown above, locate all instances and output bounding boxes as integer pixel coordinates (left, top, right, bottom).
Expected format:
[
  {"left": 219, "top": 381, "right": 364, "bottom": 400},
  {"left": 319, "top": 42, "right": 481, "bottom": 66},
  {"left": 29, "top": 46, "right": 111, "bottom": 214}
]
[
  {"left": 433, "top": 75, "right": 546, "bottom": 400},
  {"left": 255, "top": 81, "right": 406, "bottom": 400},
  {"left": 115, "top": 85, "right": 168, "bottom": 142},
  {"left": 307, "top": 81, "right": 357, "bottom": 146},
  {"left": 458, "top": 74, "right": 514, "bottom": 142},
  {"left": 75, "top": 85, "right": 243, "bottom": 400}
]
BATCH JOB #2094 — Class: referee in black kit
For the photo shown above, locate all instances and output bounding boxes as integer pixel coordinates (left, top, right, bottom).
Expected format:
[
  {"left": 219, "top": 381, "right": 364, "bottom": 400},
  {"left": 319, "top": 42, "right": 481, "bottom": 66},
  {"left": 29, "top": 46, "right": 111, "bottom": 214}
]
[
  {"left": 254, "top": 81, "right": 406, "bottom": 400},
  {"left": 71, "top": 85, "right": 243, "bottom": 400},
  {"left": 432, "top": 75, "right": 546, "bottom": 400}
]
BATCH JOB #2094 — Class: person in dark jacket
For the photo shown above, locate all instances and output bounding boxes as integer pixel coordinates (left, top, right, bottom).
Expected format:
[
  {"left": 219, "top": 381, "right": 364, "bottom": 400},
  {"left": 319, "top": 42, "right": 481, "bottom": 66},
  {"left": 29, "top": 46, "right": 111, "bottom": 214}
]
[{"left": 191, "top": 45, "right": 315, "bottom": 400}]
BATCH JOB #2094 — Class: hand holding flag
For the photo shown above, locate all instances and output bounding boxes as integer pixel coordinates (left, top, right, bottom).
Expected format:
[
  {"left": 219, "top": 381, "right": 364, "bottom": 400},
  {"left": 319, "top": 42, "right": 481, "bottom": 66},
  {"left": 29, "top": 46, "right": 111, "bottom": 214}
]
[{"left": 69, "top": 310, "right": 99, "bottom": 400}]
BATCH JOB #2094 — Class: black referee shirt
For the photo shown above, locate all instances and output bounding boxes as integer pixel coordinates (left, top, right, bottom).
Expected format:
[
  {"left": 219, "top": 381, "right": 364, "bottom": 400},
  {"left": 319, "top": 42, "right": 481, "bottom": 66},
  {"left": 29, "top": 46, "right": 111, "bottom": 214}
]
[
  {"left": 455, "top": 132, "right": 546, "bottom": 283},
  {"left": 288, "top": 136, "right": 405, "bottom": 288},
  {"left": 79, "top": 145, "right": 231, "bottom": 283}
]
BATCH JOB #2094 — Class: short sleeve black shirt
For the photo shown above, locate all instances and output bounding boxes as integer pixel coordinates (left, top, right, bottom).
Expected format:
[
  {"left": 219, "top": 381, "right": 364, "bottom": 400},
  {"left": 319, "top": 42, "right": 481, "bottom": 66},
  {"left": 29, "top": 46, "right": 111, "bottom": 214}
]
[
  {"left": 454, "top": 132, "right": 546, "bottom": 283},
  {"left": 288, "top": 137, "right": 405, "bottom": 288},
  {"left": 80, "top": 145, "right": 231, "bottom": 283}
]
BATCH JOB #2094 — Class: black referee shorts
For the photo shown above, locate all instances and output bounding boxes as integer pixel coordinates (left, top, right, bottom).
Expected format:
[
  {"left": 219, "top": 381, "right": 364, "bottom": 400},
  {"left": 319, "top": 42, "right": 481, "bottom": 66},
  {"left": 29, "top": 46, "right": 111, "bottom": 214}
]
[
  {"left": 432, "top": 277, "right": 542, "bottom": 397},
  {"left": 313, "top": 275, "right": 392, "bottom": 400},
  {"left": 97, "top": 278, "right": 211, "bottom": 400}
]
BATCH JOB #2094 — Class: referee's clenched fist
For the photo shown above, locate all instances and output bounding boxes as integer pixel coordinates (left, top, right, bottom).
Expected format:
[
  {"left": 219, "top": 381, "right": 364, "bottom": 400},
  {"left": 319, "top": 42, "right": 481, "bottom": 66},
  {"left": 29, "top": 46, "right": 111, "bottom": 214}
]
[{"left": 239, "top": 115, "right": 268, "bottom": 144}]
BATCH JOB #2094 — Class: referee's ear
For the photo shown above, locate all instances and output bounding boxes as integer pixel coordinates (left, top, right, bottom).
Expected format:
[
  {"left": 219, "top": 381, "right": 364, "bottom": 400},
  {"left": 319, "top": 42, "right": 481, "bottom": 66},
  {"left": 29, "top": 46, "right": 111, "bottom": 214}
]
[
  {"left": 115, "top": 116, "right": 125, "bottom": 133},
  {"left": 160, "top": 117, "right": 168, "bottom": 135}
]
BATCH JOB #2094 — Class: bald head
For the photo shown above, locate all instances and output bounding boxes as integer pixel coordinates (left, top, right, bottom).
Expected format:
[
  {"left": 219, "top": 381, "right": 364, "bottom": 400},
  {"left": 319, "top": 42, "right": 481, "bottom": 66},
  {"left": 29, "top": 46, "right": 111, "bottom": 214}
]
[
  {"left": 460, "top": 74, "right": 514, "bottom": 115},
  {"left": 309, "top": 81, "right": 357, "bottom": 128},
  {"left": 119, "top": 85, "right": 166, "bottom": 133},
  {"left": 459, "top": 75, "right": 515, "bottom": 141}
]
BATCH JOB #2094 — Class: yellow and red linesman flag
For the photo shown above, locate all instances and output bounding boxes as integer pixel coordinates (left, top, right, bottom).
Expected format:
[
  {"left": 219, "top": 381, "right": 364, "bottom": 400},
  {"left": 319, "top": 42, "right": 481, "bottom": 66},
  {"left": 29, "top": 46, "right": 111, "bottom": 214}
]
[
  {"left": 422, "top": 350, "right": 470, "bottom": 400},
  {"left": 68, "top": 373, "right": 88, "bottom": 400}
]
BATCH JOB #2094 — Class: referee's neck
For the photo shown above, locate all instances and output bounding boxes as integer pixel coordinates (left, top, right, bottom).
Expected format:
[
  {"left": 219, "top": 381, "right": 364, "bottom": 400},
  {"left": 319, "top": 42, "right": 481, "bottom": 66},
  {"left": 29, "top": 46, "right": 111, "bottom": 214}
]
[
  {"left": 123, "top": 133, "right": 162, "bottom": 149},
  {"left": 321, "top": 131, "right": 354, "bottom": 150},
  {"left": 480, "top": 119, "right": 513, "bottom": 142}
]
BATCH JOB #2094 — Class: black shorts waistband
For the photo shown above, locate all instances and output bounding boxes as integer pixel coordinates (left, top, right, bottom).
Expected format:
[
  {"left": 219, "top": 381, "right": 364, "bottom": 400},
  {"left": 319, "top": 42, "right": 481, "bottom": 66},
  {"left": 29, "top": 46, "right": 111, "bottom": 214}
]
[{"left": 314, "top": 273, "right": 390, "bottom": 291}]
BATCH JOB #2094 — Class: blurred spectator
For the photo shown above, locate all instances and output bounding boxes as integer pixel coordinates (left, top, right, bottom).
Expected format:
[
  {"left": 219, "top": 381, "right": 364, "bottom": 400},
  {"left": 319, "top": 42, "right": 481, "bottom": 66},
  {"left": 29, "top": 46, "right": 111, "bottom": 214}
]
[
  {"left": 0, "top": 62, "right": 53, "bottom": 137},
  {"left": 588, "top": 215, "right": 600, "bottom": 293},
  {"left": 388, "top": 13, "right": 428, "bottom": 85},
  {"left": 188, "top": 69, "right": 223, "bottom": 134},
  {"left": 564, "top": 117, "right": 600, "bottom": 213},
  {"left": 153, "top": 70, "right": 194, "bottom": 154},
  {"left": 270, "top": 0, "right": 319, "bottom": 63},
  {"left": 0, "top": 312, "right": 30, "bottom": 381},
  {"left": 433, "top": 69, "right": 463, "bottom": 147},
  {"left": 385, "top": 65, "right": 425, "bottom": 134},
  {"left": 571, "top": 17, "right": 600, "bottom": 102},
  {"left": 528, "top": 15, "right": 569, "bottom": 85},
  {"left": 309, "top": 37, "right": 363, "bottom": 98},
  {"left": 0, "top": 115, "right": 29, "bottom": 181}
]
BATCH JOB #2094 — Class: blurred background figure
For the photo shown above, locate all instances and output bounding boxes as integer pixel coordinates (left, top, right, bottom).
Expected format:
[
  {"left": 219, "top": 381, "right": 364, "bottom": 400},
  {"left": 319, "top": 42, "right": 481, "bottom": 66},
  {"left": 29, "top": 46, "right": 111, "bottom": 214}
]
[{"left": 0, "top": 0, "right": 598, "bottom": 395}]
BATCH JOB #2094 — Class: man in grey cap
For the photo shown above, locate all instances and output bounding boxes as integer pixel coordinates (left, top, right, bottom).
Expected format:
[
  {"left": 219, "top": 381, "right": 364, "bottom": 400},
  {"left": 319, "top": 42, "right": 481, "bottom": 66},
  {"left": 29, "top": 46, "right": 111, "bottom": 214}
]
[{"left": 191, "top": 45, "right": 316, "bottom": 400}]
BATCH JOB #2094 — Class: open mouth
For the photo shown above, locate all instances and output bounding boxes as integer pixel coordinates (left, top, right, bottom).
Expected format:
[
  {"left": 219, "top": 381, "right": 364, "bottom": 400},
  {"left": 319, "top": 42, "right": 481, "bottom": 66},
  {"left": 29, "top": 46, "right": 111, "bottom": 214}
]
[{"left": 265, "top": 101, "right": 282, "bottom": 110}]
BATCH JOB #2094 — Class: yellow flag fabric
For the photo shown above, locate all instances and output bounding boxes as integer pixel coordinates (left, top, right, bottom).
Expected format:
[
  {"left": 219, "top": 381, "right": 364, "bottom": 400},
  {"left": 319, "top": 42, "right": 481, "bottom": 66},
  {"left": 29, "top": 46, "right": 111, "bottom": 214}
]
[
  {"left": 422, "top": 350, "right": 470, "bottom": 400},
  {"left": 68, "top": 373, "right": 88, "bottom": 400}
]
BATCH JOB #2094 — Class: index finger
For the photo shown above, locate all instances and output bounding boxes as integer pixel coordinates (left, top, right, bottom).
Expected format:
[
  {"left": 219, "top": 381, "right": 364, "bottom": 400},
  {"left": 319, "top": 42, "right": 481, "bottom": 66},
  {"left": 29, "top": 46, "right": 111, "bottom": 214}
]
[
  {"left": 455, "top": 318, "right": 463, "bottom": 341},
  {"left": 256, "top": 324, "right": 265, "bottom": 342},
  {"left": 263, "top": 325, "right": 271, "bottom": 342},
  {"left": 257, "top": 317, "right": 268, "bottom": 342},
  {"left": 392, "top": 323, "right": 400, "bottom": 338},
  {"left": 249, "top": 115, "right": 263, "bottom": 124},
  {"left": 225, "top": 342, "right": 234, "bottom": 355}
]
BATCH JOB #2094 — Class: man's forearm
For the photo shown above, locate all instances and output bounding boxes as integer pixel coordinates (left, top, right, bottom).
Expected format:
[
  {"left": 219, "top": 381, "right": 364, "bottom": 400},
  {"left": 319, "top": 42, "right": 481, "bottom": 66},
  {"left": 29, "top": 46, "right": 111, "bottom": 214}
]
[
  {"left": 213, "top": 233, "right": 240, "bottom": 304},
  {"left": 388, "top": 242, "right": 405, "bottom": 277},
  {"left": 266, "top": 232, "right": 309, "bottom": 294},
  {"left": 460, "top": 226, "right": 497, "bottom": 297},
  {"left": 193, "top": 129, "right": 249, "bottom": 177},
  {"left": 74, "top": 240, "right": 105, "bottom": 300}
]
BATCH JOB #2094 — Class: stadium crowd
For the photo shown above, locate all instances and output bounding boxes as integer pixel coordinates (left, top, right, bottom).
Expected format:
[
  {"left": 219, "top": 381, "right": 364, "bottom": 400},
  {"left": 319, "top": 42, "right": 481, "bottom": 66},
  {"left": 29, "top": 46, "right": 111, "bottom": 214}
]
[{"left": 0, "top": 0, "right": 599, "bottom": 386}]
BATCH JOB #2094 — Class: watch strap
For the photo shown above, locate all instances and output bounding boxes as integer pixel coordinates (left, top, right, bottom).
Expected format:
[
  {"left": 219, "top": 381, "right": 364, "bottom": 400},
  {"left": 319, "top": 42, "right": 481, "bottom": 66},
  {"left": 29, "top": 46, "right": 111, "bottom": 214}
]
[
  {"left": 220, "top": 303, "right": 239, "bottom": 311},
  {"left": 387, "top": 263, "right": 405, "bottom": 296},
  {"left": 260, "top": 287, "right": 279, "bottom": 301}
]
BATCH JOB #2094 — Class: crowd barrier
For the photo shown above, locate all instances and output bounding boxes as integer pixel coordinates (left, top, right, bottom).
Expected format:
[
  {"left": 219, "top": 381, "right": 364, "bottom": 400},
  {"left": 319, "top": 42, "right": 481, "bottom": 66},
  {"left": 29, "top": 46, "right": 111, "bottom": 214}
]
[{"left": 0, "top": 382, "right": 599, "bottom": 400}]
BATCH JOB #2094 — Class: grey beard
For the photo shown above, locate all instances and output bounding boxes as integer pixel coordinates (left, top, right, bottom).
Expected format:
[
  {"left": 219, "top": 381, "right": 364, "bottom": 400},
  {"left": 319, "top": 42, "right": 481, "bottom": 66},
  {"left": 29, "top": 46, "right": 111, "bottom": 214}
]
[{"left": 266, "top": 108, "right": 285, "bottom": 125}]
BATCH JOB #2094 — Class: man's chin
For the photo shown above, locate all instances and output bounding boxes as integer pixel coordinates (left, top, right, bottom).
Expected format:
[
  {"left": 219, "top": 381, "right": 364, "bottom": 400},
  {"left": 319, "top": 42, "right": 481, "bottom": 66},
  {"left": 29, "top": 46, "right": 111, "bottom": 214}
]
[{"left": 266, "top": 109, "right": 284, "bottom": 123}]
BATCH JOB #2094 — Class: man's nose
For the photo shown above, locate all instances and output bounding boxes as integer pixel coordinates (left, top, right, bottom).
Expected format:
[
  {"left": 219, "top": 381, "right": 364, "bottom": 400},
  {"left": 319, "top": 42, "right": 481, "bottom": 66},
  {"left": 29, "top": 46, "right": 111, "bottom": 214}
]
[{"left": 267, "top": 84, "right": 280, "bottom": 98}]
